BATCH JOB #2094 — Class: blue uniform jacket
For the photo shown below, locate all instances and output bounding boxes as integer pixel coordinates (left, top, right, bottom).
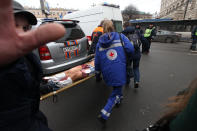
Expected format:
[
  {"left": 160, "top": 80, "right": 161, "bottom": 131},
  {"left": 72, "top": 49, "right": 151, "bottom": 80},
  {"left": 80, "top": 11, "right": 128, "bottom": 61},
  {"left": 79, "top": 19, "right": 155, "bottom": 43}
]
[{"left": 95, "top": 32, "right": 134, "bottom": 87}]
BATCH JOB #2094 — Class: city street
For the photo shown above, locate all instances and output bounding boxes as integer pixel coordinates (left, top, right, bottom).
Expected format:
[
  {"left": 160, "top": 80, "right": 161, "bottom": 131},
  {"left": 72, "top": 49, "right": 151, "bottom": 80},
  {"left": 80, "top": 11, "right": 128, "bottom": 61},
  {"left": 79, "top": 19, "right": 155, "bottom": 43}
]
[{"left": 40, "top": 42, "right": 197, "bottom": 131}]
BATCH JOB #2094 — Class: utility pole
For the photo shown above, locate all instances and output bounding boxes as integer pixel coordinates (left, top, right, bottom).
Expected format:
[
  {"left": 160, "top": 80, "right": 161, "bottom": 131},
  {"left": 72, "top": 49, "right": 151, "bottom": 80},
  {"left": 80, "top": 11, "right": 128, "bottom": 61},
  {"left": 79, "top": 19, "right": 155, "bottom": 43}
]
[{"left": 183, "top": 0, "right": 190, "bottom": 20}]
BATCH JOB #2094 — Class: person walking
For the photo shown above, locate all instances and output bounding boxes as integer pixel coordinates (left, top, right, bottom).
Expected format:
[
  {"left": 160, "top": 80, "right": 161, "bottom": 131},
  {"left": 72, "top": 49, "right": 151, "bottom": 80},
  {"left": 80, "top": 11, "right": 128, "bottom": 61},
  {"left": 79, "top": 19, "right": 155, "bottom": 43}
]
[
  {"left": 88, "top": 20, "right": 104, "bottom": 55},
  {"left": 122, "top": 23, "right": 142, "bottom": 88},
  {"left": 95, "top": 20, "right": 134, "bottom": 124},
  {"left": 143, "top": 24, "right": 156, "bottom": 54},
  {"left": 190, "top": 26, "right": 197, "bottom": 52},
  {"left": 122, "top": 21, "right": 135, "bottom": 84},
  {"left": 0, "top": 1, "right": 65, "bottom": 130},
  {"left": 131, "top": 28, "right": 142, "bottom": 88}
]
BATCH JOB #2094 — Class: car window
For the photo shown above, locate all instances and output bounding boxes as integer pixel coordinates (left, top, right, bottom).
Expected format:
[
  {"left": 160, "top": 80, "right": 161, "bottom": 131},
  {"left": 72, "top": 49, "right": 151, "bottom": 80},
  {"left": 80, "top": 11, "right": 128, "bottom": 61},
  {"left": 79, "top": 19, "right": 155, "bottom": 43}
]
[
  {"left": 162, "top": 31, "right": 170, "bottom": 35},
  {"left": 56, "top": 24, "right": 85, "bottom": 42},
  {"left": 157, "top": 30, "right": 162, "bottom": 35}
]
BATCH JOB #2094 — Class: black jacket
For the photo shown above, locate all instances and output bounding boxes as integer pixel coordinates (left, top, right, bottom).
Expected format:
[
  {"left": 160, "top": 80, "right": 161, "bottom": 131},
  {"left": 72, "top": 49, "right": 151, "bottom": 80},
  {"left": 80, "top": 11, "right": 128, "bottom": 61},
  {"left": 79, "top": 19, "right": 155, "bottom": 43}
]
[
  {"left": 0, "top": 53, "right": 49, "bottom": 131},
  {"left": 191, "top": 27, "right": 197, "bottom": 38}
]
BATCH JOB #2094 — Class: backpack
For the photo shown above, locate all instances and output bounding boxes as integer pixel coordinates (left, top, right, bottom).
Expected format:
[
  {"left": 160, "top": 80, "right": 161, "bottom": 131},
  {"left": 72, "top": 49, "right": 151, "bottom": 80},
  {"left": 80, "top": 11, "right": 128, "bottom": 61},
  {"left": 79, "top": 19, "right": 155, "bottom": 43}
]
[{"left": 127, "top": 31, "right": 141, "bottom": 50}]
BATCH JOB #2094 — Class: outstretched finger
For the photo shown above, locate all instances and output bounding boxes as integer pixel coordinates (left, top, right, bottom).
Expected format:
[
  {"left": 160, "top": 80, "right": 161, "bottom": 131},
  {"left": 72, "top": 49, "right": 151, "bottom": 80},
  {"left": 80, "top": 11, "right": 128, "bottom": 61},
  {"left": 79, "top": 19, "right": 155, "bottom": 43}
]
[{"left": 19, "top": 23, "right": 66, "bottom": 54}]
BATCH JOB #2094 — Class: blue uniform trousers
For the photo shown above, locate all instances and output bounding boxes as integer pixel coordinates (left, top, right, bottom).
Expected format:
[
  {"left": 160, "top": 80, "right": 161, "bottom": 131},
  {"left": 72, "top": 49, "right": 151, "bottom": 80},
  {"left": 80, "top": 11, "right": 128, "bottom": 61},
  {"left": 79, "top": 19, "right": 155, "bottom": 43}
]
[{"left": 100, "top": 86, "right": 123, "bottom": 120}]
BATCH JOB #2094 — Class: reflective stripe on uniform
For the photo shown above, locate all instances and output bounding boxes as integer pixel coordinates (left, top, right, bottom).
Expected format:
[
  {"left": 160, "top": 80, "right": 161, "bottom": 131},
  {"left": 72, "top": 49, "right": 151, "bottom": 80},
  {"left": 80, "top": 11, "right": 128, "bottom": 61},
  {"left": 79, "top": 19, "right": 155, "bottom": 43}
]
[
  {"left": 99, "top": 43, "right": 122, "bottom": 51},
  {"left": 101, "top": 109, "right": 110, "bottom": 117},
  {"left": 113, "top": 40, "right": 121, "bottom": 43},
  {"left": 114, "top": 95, "right": 120, "bottom": 104}
]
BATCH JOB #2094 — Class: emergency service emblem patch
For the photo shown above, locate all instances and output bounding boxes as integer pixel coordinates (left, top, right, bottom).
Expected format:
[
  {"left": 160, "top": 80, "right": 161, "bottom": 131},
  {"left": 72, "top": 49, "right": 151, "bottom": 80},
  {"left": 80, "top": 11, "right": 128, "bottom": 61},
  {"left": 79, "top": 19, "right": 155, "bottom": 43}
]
[{"left": 106, "top": 49, "right": 117, "bottom": 60}]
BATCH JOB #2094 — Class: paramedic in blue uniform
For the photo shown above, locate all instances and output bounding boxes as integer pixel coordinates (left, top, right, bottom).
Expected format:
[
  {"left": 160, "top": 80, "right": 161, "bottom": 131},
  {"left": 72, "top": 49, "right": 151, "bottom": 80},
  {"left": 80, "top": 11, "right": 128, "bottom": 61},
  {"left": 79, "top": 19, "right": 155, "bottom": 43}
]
[
  {"left": 0, "top": 1, "right": 65, "bottom": 131},
  {"left": 95, "top": 20, "right": 134, "bottom": 124}
]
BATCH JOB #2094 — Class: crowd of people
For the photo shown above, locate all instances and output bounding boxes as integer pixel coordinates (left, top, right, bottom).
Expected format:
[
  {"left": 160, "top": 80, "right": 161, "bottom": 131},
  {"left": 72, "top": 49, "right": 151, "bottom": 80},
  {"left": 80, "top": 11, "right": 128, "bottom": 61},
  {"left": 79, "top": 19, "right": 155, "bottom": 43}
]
[{"left": 1, "top": 0, "right": 197, "bottom": 131}]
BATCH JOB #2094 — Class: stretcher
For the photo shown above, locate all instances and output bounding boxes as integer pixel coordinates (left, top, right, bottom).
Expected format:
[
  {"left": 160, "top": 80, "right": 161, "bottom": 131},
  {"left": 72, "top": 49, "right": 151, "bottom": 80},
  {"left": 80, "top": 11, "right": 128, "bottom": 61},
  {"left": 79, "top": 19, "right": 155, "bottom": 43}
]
[
  {"left": 40, "top": 54, "right": 95, "bottom": 101},
  {"left": 40, "top": 74, "right": 95, "bottom": 101}
]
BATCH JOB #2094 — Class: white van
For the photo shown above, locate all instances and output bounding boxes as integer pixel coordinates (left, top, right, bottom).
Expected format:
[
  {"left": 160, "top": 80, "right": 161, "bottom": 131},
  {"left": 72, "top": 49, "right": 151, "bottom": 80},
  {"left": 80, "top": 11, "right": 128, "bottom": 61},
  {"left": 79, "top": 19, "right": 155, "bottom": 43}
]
[{"left": 63, "top": 3, "right": 123, "bottom": 41}]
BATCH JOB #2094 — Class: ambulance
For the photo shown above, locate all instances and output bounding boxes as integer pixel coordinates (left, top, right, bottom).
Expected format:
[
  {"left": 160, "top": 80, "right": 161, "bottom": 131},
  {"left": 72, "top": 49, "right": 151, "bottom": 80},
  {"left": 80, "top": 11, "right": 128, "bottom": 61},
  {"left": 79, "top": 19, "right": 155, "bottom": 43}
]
[{"left": 63, "top": 2, "right": 123, "bottom": 42}]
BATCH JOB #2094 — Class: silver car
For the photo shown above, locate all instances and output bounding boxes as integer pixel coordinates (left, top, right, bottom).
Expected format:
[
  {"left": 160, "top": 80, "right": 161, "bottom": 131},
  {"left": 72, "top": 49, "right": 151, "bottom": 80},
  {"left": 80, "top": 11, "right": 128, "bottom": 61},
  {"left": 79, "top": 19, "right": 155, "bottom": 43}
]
[
  {"left": 153, "top": 30, "right": 181, "bottom": 43},
  {"left": 33, "top": 19, "right": 91, "bottom": 75}
]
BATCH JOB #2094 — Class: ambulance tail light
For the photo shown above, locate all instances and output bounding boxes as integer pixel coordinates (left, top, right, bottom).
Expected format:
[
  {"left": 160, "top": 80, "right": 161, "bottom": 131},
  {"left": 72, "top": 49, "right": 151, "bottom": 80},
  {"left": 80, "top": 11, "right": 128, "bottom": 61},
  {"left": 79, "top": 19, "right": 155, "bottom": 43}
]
[
  {"left": 38, "top": 45, "right": 52, "bottom": 60},
  {"left": 86, "top": 36, "right": 91, "bottom": 50},
  {"left": 87, "top": 36, "right": 91, "bottom": 42}
]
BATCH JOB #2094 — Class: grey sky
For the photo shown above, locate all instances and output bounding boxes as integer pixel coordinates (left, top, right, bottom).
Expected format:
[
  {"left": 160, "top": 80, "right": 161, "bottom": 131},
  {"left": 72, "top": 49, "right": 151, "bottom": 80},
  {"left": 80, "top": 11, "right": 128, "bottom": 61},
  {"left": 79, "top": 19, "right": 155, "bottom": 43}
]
[{"left": 16, "top": 0, "right": 161, "bottom": 14}]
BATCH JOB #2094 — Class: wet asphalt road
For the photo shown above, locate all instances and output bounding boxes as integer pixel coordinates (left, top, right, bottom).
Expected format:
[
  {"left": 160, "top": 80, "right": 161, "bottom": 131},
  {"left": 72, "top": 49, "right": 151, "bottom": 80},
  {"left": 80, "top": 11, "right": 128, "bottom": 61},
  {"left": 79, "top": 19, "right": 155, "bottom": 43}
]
[{"left": 40, "top": 42, "right": 197, "bottom": 131}]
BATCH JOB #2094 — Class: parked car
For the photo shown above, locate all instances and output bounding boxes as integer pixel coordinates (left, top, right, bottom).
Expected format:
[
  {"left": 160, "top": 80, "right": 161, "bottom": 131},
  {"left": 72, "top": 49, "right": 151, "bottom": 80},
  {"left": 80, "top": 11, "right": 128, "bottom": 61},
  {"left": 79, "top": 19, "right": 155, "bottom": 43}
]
[
  {"left": 152, "top": 30, "right": 181, "bottom": 43},
  {"left": 33, "top": 19, "right": 91, "bottom": 76}
]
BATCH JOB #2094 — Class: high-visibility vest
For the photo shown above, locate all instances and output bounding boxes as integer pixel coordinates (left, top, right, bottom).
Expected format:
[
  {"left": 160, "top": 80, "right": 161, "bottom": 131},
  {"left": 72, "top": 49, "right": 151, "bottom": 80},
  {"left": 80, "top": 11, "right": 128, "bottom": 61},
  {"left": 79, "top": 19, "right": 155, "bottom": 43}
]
[
  {"left": 195, "top": 31, "right": 197, "bottom": 36},
  {"left": 144, "top": 29, "right": 152, "bottom": 37}
]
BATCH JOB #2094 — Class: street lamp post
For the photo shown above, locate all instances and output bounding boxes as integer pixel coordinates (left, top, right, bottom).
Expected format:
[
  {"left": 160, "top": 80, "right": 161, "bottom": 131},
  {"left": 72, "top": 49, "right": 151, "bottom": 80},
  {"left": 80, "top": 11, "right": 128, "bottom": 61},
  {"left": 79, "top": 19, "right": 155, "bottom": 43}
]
[{"left": 183, "top": 0, "right": 190, "bottom": 20}]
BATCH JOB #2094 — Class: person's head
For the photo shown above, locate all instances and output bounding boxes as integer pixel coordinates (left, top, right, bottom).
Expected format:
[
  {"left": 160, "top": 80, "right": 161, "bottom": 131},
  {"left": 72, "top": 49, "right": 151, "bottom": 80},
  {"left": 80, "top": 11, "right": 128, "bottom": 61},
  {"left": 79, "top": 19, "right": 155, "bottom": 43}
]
[
  {"left": 149, "top": 24, "right": 154, "bottom": 29},
  {"left": 157, "top": 77, "right": 197, "bottom": 124},
  {"left": 135, "top": 24, "right": 140, "bottom": 29},
  {"left": 102, "top": 20, "right": 115, "bottom": 33},
  {"left": 99, "top": 20, "right": 105, "bottom": 27},
  {"left": 13, "top": 1, "right": 37, "bottom": 32},
  {"left": 123, "top": 21, "right": 130, "bottom": 29}
]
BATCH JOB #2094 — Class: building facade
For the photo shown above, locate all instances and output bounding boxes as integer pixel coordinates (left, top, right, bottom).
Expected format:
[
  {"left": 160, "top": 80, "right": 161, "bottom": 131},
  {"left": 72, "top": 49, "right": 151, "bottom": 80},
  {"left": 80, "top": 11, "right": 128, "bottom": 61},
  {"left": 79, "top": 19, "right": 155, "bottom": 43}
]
[
  {"left": 25, "top": 7, "right": 77, "bottom": 19},
  {"left": 122, "top": 11, "right": 153, "bottom": 22},
  {"left": 159, "top": 0, "right": 197, "bottom": 20}
]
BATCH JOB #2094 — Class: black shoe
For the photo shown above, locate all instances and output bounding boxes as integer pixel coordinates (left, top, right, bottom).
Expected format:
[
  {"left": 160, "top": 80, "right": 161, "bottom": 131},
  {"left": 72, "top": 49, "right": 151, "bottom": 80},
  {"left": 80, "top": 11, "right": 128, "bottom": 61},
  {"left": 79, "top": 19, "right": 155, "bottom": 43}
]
[
  {"left": 115, "top": 102, "right": 122, "bottom": 108},
  {"left": 134, "top": 82, "right": 139, "bottom": 88},
  {"left": 97, "top": 114, "right": 106, "bottom": 125}
]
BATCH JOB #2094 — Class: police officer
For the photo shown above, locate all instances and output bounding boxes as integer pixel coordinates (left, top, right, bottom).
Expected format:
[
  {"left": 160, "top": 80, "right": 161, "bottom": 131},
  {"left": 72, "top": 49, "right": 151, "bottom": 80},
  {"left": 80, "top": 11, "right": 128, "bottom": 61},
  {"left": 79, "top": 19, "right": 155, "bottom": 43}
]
[
  {"left": 95, "top": 20, "right": 134, "bottom": 124},
  {"left": 190, "top": 26, "right": 197, "bottom": 51},
  {"left": 143, "top": 24, "right": 156, "bottom": 54},
  {"left": 88, "top": 20, "right": 104, "bottom": 55},
  {"left": 0, "top": 1, "right": 63, "bottom": 130}
]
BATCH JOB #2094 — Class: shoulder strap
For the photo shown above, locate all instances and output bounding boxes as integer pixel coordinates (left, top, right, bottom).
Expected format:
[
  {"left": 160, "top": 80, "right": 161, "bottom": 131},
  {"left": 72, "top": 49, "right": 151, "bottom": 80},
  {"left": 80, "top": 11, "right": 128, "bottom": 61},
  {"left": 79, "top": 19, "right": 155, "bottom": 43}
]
[{"left": 119, "top": 33, "right": 128, "bottom": 60}]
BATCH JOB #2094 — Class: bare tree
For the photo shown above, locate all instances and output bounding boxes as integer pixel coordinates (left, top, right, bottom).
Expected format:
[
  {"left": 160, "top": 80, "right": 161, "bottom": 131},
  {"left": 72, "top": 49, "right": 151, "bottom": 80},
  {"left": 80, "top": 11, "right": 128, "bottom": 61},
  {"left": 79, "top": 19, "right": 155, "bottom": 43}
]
[{"left": 122, "top": 4, "right": 139, "bottom": 21}]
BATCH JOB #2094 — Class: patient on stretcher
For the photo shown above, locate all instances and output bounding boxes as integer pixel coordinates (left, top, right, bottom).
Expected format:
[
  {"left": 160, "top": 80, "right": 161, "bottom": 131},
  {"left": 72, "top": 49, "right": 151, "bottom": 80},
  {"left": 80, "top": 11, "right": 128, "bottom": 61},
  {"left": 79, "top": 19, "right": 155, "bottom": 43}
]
[{"left": 44, "top": 60, "right": 95, "bottom": 87}]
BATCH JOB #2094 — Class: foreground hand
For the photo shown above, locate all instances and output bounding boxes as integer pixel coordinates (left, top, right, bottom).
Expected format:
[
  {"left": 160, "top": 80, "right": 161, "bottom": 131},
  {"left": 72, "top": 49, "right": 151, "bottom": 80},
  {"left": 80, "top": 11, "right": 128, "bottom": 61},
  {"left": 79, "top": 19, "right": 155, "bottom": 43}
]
[{"left": 0, "top": 0, "right": 65, "bottom": 66}]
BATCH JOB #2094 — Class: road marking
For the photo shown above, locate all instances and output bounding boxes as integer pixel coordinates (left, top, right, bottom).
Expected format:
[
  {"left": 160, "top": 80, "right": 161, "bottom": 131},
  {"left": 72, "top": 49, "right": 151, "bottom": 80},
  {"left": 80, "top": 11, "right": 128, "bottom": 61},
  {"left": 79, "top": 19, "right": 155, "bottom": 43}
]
[{"left": 188, "top": 53, "right": 197, "bottom": 56}]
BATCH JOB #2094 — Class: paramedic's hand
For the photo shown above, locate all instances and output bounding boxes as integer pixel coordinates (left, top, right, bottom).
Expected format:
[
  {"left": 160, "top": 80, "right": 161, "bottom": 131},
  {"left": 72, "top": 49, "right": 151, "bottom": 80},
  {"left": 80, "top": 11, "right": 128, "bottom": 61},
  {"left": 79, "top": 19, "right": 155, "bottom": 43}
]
[{"left": 0, "top": 0, "right": 65, "bottom": 66}]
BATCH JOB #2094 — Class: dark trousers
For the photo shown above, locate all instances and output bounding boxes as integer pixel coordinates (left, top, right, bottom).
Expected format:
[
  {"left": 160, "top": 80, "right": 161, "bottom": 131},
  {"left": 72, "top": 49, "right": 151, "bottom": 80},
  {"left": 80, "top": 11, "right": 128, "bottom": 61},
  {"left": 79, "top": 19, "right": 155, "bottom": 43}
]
[
  {"left": 132, "top": 56, "right": 141, "bottom": 83},
  {"left": 141, "top": 36, "right": 150, "bottom": 53},
  {"left": 191, "top": 37, "right": 197, "bottom": 50},
  {"left": 144, "top": 37, "right": 151, "bottom": 53}
]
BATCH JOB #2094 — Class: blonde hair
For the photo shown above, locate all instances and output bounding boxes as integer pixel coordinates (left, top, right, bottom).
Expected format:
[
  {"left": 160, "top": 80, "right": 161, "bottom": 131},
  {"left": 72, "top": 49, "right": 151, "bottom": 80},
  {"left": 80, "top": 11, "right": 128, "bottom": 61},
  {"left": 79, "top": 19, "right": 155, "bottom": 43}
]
[{"left": 102, "top": 20, "right": 115, "bottom": 33}]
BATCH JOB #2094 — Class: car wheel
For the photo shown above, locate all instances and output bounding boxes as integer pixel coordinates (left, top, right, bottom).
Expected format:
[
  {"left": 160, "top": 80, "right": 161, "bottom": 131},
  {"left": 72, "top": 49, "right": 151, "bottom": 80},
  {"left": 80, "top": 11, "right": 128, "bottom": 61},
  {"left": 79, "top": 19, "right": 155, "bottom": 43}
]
[{"left": 165, "top": 38, "right": 172, "bottom": 43}]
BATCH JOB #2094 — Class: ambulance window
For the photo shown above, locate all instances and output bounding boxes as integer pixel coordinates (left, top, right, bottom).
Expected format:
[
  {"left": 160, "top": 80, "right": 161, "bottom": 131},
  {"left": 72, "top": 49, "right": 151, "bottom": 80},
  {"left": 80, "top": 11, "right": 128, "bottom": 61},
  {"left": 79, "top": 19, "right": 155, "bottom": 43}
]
[{"left": 113, "top": 21, "right": 123, "bottom": 33}]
